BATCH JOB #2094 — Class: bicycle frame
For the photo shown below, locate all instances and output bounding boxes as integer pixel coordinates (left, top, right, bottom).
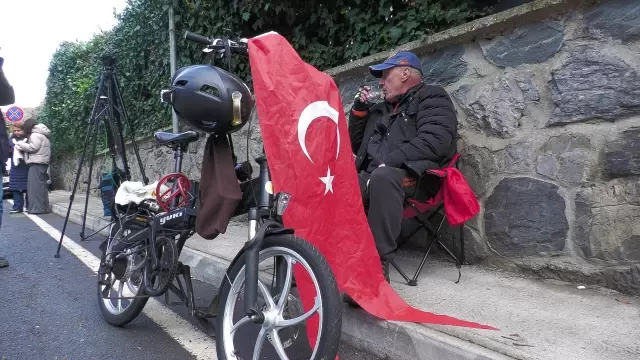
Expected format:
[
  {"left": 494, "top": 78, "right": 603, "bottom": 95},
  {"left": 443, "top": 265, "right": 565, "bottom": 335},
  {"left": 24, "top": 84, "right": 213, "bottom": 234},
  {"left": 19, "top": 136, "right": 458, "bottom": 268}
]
[
  {"left": 161, "top": 133, "right": 293, "bottom": 320},
  {"left": 151, "top": 31, "right": 296, "bottom": 321}
]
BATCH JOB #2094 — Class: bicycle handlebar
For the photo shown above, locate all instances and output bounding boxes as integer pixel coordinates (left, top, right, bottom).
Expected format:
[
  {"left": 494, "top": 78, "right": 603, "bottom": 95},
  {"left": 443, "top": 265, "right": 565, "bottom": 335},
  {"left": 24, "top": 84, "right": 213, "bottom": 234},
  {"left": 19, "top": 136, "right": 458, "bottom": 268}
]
[
  {"left": 184, "top": 31, "right": 248, "bottom": 56},
  {"left": 184, "top": 31, "right": 213, "bottom": 45}
]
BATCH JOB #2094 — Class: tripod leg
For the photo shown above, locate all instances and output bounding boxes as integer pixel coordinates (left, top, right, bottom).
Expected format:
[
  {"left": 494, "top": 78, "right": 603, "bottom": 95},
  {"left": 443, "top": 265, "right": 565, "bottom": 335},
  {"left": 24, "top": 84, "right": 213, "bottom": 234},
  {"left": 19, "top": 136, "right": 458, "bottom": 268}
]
[
  {"left": 113, "top": 73, "right": 149, "bottom": 185},
  {"left": 80, "top": 122, "right": 100, "bottom": 241},
  {"left": 104, "top": 74, "right": 131, "bottom": 180},
  {"left": 55, "top": 86, "right": 104, "bottom": 257}
]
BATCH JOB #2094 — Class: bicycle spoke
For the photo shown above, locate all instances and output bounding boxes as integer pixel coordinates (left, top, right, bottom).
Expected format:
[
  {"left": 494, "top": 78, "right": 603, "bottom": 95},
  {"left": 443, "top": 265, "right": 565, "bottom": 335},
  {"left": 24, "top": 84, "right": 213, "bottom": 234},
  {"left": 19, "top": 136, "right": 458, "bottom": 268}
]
[
  {"left": 117, "top": 281, "right": 124, "bottom": 311},
  {"left": 258, "top": 279, "right": 276, "bottom": 309},
  {"left": 277, "top": 296, "right": 320, "bottom": 328},
  {"left": 276, "top": 255, "right": 293, "bottom": 314},
  {"left": 270, "top": 329, "right": 290, "bottom": 360},
  {"left": 230, "top": 316, "right": 251, "bottom": 337},
  {"left": 252, "top": 327, "right": 268, "bottom": 360}
]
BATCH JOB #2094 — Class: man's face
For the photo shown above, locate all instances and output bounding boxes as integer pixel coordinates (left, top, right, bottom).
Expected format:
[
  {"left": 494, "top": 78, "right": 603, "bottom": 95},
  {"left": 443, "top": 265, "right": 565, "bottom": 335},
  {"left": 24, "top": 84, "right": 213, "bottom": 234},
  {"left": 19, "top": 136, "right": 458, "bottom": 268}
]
[{"left": 379, "top": 66, "right": 409, "bottom": 103}]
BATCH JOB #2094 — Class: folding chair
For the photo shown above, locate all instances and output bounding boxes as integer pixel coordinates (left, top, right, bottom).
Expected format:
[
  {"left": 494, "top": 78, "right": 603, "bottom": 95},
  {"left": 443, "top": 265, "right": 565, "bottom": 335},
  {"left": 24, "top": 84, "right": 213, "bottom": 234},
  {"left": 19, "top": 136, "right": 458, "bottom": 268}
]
[{"left": 389, "top": 153, "right": 474, "bottom": 286}]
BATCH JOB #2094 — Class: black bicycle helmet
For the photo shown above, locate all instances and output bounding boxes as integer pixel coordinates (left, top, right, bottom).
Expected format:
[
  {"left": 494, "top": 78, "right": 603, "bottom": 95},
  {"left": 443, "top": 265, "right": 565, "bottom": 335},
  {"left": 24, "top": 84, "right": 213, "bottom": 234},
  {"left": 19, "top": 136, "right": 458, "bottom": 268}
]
[{"left": 168, "top": 64, "right": 254, "bottom": 134}]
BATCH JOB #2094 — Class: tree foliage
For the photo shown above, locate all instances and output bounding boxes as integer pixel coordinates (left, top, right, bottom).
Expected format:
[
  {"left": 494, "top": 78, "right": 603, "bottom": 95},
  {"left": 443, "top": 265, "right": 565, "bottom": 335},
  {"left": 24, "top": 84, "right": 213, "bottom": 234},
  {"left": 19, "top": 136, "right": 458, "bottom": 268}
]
[{"left": 40, "top": 0, "right": 490, "bottom": 157}]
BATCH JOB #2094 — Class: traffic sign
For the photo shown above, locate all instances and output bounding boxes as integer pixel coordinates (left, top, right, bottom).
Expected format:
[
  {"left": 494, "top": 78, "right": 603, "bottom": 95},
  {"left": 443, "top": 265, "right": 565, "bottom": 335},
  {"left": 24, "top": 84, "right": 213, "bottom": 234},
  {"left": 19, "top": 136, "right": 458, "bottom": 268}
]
[{"left": 5, "top": 106, "right": 24, "bottom": 122}]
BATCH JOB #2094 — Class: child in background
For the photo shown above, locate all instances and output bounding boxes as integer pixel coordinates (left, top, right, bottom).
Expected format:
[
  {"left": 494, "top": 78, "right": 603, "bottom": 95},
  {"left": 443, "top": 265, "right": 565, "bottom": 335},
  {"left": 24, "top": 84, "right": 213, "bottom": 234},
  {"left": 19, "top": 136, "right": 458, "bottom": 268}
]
[{"left": 9, "top": 122, "right": 29, "bottom": 213}]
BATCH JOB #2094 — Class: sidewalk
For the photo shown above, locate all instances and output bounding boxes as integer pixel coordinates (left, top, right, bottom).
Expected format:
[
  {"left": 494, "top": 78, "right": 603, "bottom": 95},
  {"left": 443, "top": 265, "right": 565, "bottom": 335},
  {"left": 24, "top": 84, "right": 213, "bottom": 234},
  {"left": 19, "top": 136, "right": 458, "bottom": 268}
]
[{"left": 48, "top": 190, "right": 640, "bottom": 360}]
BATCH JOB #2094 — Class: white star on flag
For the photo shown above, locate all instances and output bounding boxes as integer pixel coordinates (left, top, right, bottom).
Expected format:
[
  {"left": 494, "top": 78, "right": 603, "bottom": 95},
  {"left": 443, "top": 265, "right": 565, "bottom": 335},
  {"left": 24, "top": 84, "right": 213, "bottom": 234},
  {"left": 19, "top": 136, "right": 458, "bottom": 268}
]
[{"left": 319, "top": 167, "right": 335, "bottom": 195}]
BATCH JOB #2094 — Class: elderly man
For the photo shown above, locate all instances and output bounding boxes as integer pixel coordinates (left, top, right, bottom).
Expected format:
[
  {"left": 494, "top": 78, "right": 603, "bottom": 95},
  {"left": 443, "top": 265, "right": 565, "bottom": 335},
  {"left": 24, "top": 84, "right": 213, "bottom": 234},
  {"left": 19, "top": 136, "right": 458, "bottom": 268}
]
[{"left": 348, "top": 51, "right": 458, "bottom": 282}]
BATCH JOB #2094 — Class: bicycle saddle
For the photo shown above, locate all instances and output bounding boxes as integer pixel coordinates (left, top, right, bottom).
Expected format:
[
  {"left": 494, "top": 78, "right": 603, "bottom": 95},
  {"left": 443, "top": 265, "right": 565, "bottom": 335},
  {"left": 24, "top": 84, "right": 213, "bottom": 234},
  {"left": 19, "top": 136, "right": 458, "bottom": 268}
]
[{"left": 154, "top": 131, "right": 200, "bottom": 146}]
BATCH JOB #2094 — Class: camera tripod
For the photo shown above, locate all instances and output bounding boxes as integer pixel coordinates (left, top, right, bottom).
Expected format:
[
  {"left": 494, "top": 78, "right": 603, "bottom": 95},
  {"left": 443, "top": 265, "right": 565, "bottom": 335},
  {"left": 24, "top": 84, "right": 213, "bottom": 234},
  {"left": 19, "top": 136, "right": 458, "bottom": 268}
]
[{"left": 55, "top": 55, "right": 149, "bottom": 258}]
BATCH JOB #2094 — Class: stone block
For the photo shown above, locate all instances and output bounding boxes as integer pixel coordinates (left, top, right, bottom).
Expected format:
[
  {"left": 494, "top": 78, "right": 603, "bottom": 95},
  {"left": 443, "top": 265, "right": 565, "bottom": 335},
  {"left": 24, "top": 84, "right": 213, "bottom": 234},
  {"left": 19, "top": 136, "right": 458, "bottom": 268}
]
[
  {"left": 460, "top": 142, "right": 533, "bottom": 197},
  {"left": 459, "top": 145, "right": 495, "bottom": 197},
  {"left": 536, "top": 134, "right": 595, "bottom": 184},
  {"left": 584, "top": 0, "right": 640, "bottom": 42},
  {"left": 484, "top": 177, "right": 568, "bottom": 257},
  {"left": 453, "top": 74, "right": 524, "bottom": 138},
  {"left": 603, "top": 264, "right": 640, "bottom": 296},
  {"left": 514, "top": 71, "right": 540, "bottom": 102},
  {"left": 603, "top": 127, "right": 640, "bottom": 178},
  {"left": 421, "top": 45, "right": 467, "bottom": 86},
  {"left": 574, "top": 179, "right": 640, "bottom": 261},
  {"left": 549, "top": 43, "right": 640, "bottom": 125},
  {"left": 462, "top": 219, "right": 491, "bottom": 264},
  {"left": 480, "top": 20, "right": 565, "bottom": 68}
]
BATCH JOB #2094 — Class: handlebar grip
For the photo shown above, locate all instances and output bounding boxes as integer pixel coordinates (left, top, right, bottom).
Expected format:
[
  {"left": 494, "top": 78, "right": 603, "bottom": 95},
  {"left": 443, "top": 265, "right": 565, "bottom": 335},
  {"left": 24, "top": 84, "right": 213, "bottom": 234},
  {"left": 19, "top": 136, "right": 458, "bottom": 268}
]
[{"left": 184, "top": 31, "right": 212, "bottom": 45}]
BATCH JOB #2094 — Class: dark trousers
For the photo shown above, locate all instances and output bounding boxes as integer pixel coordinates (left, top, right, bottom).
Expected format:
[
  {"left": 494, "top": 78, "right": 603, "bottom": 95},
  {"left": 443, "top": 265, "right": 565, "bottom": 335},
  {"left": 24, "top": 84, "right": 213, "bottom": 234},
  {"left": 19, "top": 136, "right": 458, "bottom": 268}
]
[
  {"left": 358, "top": 166, "right": 417, "bottom": 261},
  {"left": 12, "top": 190, "right": 27, "bottom": 211}
]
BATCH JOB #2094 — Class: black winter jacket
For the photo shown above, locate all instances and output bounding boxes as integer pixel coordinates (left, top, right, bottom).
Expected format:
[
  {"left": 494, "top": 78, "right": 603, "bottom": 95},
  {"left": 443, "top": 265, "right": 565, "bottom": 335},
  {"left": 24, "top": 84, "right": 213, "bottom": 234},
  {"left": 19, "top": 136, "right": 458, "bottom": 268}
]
[
  {"left": 348, "top": 83, "right": 458, "bottom": 177},
  {"left": 0, "top": 69, "right": 15, "bottom": 167}
]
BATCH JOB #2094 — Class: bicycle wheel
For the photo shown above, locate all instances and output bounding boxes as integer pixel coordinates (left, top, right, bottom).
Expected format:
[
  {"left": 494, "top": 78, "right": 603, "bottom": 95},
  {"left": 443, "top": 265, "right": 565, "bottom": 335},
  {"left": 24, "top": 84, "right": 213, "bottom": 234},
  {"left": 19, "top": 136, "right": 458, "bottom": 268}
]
[
  {"left": 97, "top": 222, "right": 149, "bottom": 327},
  {"left": 216, "top": 234, "right": 342, "bottom": 360}
]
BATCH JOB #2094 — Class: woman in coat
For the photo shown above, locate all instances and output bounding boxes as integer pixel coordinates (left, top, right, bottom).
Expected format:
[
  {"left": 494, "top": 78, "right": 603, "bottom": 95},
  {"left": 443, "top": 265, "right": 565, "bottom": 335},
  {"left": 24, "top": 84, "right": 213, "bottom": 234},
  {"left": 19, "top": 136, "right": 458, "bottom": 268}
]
[
  {"left": 14, "top": 118, "right": 52, "bottom": 214},
  {"left": 8, "top": 122, "right": 29, "bottom": 213}
]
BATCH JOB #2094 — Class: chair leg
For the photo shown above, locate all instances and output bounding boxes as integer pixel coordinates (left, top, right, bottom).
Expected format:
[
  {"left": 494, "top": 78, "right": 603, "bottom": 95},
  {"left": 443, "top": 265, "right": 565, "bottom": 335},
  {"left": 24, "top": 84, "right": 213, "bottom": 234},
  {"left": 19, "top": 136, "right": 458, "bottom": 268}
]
[
  {"left": 390, "top": 236, "right": 436, "bottom": 287},
  {"left": 409, "top": 236, "right": 436, "bottom": 286},
  {"left": 392, "top": 207, "right": 466, "bottom": 286},
  {"left": 389, "top": 260, "right": 412, "bottom": 285},
  {"left": 459, "top": 224, "right": 466, "bottom": 265},
  {"left": 437, "top": 238, "right": 458, "bottom": 263},
  {"left": 420, "top": 216, "right": 464, "bottom": 284}
]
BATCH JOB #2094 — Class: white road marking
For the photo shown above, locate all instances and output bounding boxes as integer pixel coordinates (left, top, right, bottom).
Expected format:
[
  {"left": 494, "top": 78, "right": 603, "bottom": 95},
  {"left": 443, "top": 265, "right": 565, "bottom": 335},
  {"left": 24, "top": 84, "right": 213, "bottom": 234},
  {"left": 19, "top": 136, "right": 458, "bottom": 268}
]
[{"left": 9, "top": 201, "right": 218, "bottom": 360}]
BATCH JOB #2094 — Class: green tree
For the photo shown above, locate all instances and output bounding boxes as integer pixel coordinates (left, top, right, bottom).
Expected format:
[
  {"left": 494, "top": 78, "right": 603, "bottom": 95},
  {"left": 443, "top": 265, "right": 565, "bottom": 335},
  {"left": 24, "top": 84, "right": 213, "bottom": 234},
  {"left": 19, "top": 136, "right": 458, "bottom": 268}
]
[{"left": 40, "top": 0, "right": 489, "bottom": 157}]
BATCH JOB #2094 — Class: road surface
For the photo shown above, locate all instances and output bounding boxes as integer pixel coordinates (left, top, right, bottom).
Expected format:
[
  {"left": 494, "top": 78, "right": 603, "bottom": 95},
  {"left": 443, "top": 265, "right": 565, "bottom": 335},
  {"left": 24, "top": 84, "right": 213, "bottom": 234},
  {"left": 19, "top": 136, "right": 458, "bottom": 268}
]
[{"left": 0, "top": 201, "right": 378, "bottom": 360}]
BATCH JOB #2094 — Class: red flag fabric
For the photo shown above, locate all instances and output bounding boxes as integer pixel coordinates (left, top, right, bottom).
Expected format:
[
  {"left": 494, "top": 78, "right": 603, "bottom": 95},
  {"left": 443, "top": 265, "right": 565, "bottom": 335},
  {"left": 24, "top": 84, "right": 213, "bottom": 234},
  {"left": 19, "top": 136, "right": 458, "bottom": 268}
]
[
  {"left": 428, "top": 167, "right": 481, "bottom": 226},
  {"left": 247, "top": 33, "right": 496, "bottom": 336}
]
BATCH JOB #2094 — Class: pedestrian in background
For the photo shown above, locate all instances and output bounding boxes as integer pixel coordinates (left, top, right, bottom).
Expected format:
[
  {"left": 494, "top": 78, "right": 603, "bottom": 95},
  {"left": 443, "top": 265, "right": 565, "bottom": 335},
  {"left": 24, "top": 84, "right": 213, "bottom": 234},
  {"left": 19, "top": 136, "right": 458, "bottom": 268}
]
[
  {"left": 0, "top": 54, "right": 15, "bottom": 268},
  {"left": 15, "top": 117, "right": 51, "bottom": 215},
  {"left": 8, "top": 122, "right": 29, "bottom": 213}
]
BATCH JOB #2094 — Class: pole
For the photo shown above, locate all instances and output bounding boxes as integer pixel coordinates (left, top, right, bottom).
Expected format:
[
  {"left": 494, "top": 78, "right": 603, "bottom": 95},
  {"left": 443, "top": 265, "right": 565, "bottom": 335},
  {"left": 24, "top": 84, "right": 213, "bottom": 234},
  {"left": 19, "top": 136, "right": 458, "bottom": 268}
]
[{"left": 168, "top": 4, "right": 179, "bottom": 133}]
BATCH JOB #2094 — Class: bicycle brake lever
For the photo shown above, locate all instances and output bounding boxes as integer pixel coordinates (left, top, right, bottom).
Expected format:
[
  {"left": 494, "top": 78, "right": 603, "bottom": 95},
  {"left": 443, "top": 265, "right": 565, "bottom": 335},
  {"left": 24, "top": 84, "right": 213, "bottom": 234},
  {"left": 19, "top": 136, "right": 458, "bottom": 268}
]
[{"left": 223, "top": 28, "right": 239, "bottom": 42}]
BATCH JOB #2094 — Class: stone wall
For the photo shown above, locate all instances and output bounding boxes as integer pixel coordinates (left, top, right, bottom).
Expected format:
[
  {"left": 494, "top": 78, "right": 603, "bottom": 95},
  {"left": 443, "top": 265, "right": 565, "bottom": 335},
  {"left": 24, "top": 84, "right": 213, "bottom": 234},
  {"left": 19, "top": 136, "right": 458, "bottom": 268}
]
[
  {"left": 52, "top": 0, "right": 640, "bottom": 295},
  {"left": 330, "top": 0, "right": 640, "bottom": 296}
]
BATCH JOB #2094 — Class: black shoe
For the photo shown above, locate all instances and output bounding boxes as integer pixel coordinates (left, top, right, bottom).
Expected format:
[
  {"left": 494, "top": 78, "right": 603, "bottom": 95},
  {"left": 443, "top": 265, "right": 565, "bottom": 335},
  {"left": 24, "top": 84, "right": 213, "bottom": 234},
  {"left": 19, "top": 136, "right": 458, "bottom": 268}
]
[
  {"left": 0, "top": 257, "right": 8, "bottom": 268},
  {"left": 343, "top": 293, "right": 361, "bottom": 308},
  {"left": 9, "top": 209, "right": 23, "bottom": 214},
  {"left": 382, "top": 259, "right": 390, "bottom": 284}
]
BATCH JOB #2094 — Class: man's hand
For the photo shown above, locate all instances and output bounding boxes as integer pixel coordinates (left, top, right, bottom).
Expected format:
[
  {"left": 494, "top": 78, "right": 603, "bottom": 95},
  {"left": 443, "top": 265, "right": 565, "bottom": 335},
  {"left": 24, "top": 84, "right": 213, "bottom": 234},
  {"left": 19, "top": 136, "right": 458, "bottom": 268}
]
[{"left": 353, "top": 86, "right": 373, "bottom": 111}]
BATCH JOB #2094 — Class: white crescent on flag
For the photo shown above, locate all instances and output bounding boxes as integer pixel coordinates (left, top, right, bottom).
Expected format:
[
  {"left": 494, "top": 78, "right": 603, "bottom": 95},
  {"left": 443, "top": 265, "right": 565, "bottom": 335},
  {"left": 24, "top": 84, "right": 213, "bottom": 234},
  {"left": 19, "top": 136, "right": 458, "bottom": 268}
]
[{"left": 297, "top": 101, "right": 340, "bottom": 164}]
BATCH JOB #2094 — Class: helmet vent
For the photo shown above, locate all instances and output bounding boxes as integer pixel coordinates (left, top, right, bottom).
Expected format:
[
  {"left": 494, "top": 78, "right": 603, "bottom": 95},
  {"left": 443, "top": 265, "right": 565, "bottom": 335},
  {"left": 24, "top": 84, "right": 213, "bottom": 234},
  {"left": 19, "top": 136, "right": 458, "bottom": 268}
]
[
  {"left": 200, "top": 84, "right": 221, "bottom": 98},
  {"left": 175, "top": 80, "right": 188, "bottom": 87}
]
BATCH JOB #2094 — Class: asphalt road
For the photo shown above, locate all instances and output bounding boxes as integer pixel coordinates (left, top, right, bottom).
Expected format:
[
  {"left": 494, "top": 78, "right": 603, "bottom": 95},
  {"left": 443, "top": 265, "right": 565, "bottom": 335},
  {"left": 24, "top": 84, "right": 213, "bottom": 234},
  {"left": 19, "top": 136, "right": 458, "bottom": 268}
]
[{"left": 0, "top": 201, "right": 379, "bottom": 360}]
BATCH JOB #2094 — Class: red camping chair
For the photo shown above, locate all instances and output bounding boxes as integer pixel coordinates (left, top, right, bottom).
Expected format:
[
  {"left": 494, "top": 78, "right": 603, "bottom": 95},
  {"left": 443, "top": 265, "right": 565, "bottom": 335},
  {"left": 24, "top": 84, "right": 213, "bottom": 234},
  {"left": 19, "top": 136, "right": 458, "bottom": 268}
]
[{"left": 389, "top": 153, "right": 480, "bottom": 286}]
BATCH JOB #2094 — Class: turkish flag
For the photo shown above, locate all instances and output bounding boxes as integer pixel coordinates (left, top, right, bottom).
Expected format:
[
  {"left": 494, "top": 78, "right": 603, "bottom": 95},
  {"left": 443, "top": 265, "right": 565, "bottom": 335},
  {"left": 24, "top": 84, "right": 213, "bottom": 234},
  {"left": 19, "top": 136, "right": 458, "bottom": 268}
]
[{"left": 247, "top": 32, "right": 496, "bottom": 349}]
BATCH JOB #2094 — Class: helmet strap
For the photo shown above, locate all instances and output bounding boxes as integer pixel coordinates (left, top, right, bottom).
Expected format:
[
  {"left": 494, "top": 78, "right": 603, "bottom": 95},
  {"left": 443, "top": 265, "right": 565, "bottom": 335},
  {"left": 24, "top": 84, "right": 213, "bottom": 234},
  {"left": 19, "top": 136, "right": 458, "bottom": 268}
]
[{"left": 223, "top": 36, "right": 233, "bottom": 72}]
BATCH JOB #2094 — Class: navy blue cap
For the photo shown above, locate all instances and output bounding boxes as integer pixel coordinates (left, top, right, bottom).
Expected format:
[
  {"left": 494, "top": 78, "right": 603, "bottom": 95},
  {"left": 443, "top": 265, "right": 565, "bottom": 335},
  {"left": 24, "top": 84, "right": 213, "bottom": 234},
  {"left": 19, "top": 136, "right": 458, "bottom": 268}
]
[{"left": 368, "top": 51, "right": 423, "bottom": 78}]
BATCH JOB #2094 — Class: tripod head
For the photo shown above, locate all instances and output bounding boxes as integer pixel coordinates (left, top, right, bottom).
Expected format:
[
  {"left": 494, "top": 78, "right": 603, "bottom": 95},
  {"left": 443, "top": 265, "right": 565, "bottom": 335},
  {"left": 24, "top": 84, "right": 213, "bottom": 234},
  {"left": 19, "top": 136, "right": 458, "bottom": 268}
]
[{"left": 101, "top": 54, "right": 116, "bottom": 70}]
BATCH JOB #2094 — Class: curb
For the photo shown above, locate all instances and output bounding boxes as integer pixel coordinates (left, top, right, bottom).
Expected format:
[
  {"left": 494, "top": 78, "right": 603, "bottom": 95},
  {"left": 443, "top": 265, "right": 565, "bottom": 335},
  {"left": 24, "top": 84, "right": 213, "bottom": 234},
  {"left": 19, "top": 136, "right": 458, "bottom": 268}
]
[{"left": 49, "top": 202, "right": 519, "bottom": 360}]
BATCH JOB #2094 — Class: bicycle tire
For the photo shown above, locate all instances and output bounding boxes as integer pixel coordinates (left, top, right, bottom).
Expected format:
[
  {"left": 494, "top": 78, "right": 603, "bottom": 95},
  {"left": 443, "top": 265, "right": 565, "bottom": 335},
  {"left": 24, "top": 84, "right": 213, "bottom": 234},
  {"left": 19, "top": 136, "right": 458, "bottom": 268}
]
[
  {"left": 97, "top": 222, "right": 149, "bottom": 327},
  {"left": 216, "top": 234, "right": 342, "bottom": 360}
]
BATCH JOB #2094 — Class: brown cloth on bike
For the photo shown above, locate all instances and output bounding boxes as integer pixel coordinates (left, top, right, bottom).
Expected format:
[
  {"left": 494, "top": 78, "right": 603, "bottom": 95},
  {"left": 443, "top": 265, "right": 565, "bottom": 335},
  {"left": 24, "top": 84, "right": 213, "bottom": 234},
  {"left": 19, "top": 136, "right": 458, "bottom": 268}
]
[{"left": 195, "top": 134, "right": 242, "bottom": 240}]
